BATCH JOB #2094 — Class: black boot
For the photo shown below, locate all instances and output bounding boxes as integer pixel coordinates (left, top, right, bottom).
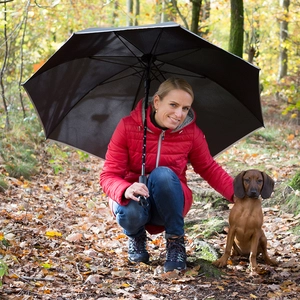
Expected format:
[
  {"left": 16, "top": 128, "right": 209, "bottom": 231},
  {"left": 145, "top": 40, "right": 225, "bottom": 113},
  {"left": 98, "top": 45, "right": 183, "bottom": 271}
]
[
  {"left": 128, "top": 231, "right": 149, "bottom": 263},
  {"left": 164, "top": 236, "right": 186, "bottom": 272}
]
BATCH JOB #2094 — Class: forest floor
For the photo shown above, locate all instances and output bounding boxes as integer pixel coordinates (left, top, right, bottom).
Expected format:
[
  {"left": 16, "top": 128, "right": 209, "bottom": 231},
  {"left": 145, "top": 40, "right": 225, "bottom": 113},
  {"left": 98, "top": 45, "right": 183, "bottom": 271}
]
[{"left": 0, "top": 96, "right": 300, "bottom": 299}]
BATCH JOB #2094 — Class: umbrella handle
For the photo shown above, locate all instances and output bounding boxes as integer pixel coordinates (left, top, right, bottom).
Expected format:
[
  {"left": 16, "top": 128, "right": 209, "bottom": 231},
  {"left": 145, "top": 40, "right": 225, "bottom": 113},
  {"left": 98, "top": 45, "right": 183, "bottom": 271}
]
[
  {"left": 138, "top": 175, "right": 149, "bottom": 207},
  {"left": 141, "top": 54, "right": 155, "bottom": 177},
  {"left": 139, "top": 175, "right": 147, "bottom": 185},
  {"left": 141, "top": 77, "right": 150, "bottom": 177}
]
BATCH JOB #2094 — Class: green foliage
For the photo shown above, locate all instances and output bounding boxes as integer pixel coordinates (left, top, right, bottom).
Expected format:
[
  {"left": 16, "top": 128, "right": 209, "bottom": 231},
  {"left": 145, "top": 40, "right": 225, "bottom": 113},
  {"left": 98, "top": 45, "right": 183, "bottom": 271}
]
[
  {"left": 0, "top": 109, "right": 43, "bottom": 180},
  {"left": 201, "top": 217, "right": 227, "bottom": 238},
  {"left": 194, "top": 241, "right": 219, "bottom": 262},
  {"left": 282, "top": 102, "right": 300, "bottom": 120},
  {"left": 285, "top": 193, "right": 300, "bottom": 216},
  {"left": 251, "top": 130, "right": 277, "bottom": 143},
  {"left": 246, "top": 126, "right": 289, "bottom": 149},
  {"left": 0, "top": 175, "right": 8, "bottom": 192},
  {"left": 76, "top": 150, "right": 89, "bottom": 162},
  {"left": 0, "top": 259, "right": 9, "bottom": 287},
  {"left": 4, "top": 160, "right": 37, "bottom": 180},
  {"left": 186, "top": 217, "right": 227, "bottom": 239},
  {"left": 0, "top": 237, "right": 10, "bottom": 249},
  {"left": 291, "top": 225, "right": 300, "bottom": 242},
  {"left": 289, "top": 172, "right": 300, "bottom": 190},
  {"left": 281, "top": 173, "right": 300, "bottom": 215},
  {"left": 46, "top": 144, "right": 71, "bottom": 174}
]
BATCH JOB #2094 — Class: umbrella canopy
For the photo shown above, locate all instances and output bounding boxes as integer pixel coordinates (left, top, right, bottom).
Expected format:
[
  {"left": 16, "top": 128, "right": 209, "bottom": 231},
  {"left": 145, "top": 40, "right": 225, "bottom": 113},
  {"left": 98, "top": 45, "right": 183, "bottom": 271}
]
[{"left": 23, "top": 22, "right": 263, "bottom": 159}]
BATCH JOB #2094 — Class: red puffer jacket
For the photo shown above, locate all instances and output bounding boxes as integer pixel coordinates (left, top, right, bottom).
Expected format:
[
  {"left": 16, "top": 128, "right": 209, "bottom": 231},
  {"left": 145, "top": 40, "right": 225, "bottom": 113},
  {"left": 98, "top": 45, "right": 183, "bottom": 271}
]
[{"left": 100, "top": 100, "right": 234, "bottom": 234}]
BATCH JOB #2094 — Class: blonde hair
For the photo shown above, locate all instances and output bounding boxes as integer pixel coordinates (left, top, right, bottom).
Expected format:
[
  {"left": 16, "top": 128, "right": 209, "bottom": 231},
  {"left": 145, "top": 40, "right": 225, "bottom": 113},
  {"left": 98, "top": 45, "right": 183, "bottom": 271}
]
[{"left": 154, "top": 77, "right": 194, "bottom": 101}]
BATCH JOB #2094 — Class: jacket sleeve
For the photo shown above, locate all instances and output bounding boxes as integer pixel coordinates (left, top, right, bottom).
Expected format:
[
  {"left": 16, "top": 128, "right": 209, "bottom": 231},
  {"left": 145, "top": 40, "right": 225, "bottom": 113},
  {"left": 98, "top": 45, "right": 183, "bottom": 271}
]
[
  {"left": 189, "top": 126, "right": 234, "bottom": 202},
  {"left": 99, "top": 119, "right": 132, "bottom": 205}
]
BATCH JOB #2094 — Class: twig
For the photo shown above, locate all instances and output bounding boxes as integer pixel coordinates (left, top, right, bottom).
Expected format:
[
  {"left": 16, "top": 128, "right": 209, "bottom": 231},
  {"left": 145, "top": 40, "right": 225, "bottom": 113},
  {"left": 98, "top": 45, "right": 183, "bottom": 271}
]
[
  {"left": 18, "top": 275, "right": 55, "bottom": 282},
  {"left": 16, "top": 276, "right": 35, "bottom": 287},
  {"left": 256, "top": 284, "right": 262, "bottom": 293},
  {"left": 202, "top": 292, "right": 215, "bottom": 300},
  {"left": 75, "top": 263, "right": 83, "bottom": 281}
]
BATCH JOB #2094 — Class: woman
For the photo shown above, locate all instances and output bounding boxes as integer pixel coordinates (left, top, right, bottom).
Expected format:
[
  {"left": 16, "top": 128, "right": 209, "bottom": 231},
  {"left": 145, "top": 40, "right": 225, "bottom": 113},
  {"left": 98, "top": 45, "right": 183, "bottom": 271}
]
[{"left": 100, "top": 77, "right": 234, "bottom": 272}]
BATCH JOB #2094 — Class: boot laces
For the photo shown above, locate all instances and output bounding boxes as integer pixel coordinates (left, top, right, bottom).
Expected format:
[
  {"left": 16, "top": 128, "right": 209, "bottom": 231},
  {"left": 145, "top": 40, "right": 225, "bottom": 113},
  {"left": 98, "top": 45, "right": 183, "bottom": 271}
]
[
  {"left": 166, "top": 237, "right": 186, "bottom": 262},
  {"left": 129, "top": 232, "right": 147, "bottom": 254}
]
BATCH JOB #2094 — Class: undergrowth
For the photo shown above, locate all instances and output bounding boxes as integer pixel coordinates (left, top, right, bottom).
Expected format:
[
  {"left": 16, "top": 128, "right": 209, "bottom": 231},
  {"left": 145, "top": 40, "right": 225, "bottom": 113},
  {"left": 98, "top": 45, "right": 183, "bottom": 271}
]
[{"left": 0, "top": 112, "right": 42, "bottom": 180}]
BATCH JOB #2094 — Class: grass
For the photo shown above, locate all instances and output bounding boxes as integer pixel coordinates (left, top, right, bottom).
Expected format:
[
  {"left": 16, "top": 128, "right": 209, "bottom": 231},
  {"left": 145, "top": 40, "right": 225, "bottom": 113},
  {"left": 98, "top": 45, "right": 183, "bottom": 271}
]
[
  {"left": 0, "top": 134, "right": 39, "bottom": 180},
  {"left": 291, "top": 225, "right": 300, "bottom": 242},
  {"left": 0, "top": 175, "right": 8, "bottom": 192},
  {"left": 0, "top": 110, "right": 43, "bottom": 180},
  {"left": 289, "top": 171, "right": 300, "bottom": 190}
]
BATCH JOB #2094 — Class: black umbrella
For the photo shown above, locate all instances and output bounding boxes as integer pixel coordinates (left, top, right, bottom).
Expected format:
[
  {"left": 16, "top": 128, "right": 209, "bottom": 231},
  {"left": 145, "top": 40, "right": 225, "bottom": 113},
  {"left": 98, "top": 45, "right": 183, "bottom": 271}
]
[{"left": 23, "top": 22, "right": 263, "bottom": 178}]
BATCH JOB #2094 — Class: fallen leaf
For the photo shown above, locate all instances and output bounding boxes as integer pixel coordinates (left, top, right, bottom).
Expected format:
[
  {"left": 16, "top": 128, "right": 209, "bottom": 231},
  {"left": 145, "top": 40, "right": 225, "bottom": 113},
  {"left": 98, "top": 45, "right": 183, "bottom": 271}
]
[
  {"left": 66, "top": 233, "right": 83, "bottom": 242},
  {"left": 111, "top": 270, "right": 129, "bottom": 277},
  {"left": 45, "top": 231, "right": 62, "bottom": 237},
  {"left": 85, "top": 274, "right": 102, "bottom": 284}
]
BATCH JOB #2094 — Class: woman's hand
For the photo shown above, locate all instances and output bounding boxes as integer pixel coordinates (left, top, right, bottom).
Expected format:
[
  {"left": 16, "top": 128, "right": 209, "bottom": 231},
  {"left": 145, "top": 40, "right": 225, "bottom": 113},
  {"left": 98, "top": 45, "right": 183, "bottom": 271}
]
[{"left": 124, "top": 183, "right": 149, "bottom": 202}]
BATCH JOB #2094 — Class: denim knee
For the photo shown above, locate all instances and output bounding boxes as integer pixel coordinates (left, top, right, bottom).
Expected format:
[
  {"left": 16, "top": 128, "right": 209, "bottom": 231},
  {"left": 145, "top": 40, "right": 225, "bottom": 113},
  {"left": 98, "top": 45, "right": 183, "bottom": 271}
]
[
  {"left": 113, "top": 200, "right": 149, "bottom": 236},
  {"left": 149, "top": 166, "right": 176, "bottom": 182}
]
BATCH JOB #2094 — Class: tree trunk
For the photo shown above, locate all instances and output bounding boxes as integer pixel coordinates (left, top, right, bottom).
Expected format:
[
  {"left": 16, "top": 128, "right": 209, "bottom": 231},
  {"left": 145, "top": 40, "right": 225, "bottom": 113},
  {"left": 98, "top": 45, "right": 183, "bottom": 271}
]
[
  {"left": 200, "top": 0, "right": 210, "bottom": 37},
  {"left": 229, "top": 0, "right": 244, "bottom": 58},
  {"left": 160, "top": 0, "right": 173, "bottom": 23},
  {"left": 134, "top": 0, "right": 140, "bottom": 25},
  {"left": 191, "top": 0, "right": 202, "bottom": 34},
  {"left": 127, "top": 0, "right": 133, "bottom": 26},
  {"left": 0, "top": 0, "right": 10, "bottom": 129},
  {"left": 19, "top": 0, "right": 31, "bottom": 119},
  {"left": 112, "top": 1, "right": 119, "bottom": 27},
  {"left": 171, "top": 0, "right": 189, "bottom": 29},
  {"left": 278, "top": 0, "right": 290, "bottom": 80}
]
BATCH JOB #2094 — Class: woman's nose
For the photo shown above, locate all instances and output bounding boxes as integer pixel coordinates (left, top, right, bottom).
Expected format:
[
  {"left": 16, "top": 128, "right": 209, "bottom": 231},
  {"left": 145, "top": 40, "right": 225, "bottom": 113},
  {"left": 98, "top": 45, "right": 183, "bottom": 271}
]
[{"left": 174, "top": 108, "right": 183, "bottom": 117}]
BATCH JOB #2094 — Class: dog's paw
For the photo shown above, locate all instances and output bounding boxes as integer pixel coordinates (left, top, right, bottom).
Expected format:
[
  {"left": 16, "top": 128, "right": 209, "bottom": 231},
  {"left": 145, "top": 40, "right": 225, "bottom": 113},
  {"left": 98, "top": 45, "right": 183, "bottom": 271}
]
[
  {"left": 265, "top": 258, "right": 278, "bottom": 266},
  {"left": 212, "top": 258, "right": 228, "bottom": 268}
]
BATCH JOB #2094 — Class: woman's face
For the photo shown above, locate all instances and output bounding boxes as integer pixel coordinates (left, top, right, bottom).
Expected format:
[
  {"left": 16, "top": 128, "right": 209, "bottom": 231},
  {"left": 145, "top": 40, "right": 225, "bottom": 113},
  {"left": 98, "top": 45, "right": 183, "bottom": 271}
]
[{"left": 153, "top": 89, "right": 193, "bottom": 130}]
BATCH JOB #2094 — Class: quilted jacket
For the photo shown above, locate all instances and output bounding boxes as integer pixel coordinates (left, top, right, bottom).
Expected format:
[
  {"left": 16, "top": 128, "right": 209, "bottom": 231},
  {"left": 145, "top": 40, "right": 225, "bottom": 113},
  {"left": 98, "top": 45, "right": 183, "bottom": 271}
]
[{"left": 99, "top": 99, "right": 234, "bottom": 234}]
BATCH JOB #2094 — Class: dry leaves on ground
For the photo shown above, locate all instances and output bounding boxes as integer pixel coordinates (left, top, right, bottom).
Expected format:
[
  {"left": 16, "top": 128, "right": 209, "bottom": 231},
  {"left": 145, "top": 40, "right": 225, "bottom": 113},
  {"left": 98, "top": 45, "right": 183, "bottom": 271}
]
[{"left": 0, "top": 151, "right": 299, "bottom": 299}]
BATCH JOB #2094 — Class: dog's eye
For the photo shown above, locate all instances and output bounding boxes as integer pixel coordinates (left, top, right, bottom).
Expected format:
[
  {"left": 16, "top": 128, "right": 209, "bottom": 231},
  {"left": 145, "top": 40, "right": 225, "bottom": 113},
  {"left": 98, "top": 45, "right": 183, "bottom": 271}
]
[
  {"left": 257, "top": 179, "right": 263, "bottom": 184},
  {"left": 243, "top": 179, "right": 250, "bottom": 183}
]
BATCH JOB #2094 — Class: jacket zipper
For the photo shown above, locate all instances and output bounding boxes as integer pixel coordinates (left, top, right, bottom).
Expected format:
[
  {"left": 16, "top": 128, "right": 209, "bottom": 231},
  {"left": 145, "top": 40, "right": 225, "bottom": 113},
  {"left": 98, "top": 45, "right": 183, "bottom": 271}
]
[{"left": 156, "top": 130, "right": 165, "bottom": 167}]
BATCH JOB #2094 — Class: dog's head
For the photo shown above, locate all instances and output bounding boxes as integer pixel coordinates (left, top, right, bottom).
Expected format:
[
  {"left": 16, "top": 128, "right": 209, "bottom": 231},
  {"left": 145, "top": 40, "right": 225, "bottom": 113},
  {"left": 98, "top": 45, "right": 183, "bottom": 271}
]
[{"left": 234, "top": 169, "right": 275, "bottom": 199}]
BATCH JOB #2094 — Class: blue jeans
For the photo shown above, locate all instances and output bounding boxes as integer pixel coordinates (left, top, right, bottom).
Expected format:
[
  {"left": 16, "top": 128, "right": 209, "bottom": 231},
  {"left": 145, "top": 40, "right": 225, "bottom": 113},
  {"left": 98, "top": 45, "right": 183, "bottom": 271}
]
[{"left": 112, "top": 167, "right": 184, "bottom": 239}]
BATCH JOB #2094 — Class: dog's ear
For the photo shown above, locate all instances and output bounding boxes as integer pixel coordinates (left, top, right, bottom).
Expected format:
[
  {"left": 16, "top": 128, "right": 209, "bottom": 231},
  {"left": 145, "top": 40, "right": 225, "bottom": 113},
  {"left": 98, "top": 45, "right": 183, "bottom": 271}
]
[
  {"left": 261, "top": 172, "right": 275, "bottom": 199},
  {"left": 234, "top": 171, "right": 246, "bottom": 198}
]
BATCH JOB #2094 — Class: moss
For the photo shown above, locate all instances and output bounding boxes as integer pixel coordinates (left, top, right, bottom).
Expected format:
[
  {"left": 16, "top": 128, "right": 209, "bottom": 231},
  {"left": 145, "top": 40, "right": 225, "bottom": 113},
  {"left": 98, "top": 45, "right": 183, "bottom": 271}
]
[{"left": 188, "top": 257, "right": 224, "bottom": 279}]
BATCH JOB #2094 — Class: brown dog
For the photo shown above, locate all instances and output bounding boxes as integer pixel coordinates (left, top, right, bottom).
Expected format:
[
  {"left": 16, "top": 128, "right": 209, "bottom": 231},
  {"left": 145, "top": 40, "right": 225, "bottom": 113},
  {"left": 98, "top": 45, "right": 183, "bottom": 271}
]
[{"left": 213, "top": 169, "right": 278, "bottom": 272}]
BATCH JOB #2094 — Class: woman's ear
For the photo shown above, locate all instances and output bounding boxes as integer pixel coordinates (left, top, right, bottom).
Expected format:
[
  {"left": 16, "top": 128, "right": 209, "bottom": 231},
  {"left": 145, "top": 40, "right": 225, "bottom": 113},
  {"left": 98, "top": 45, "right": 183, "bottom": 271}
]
[{"left": 153, "top": 95, "right": 159, "bottom": 110}]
